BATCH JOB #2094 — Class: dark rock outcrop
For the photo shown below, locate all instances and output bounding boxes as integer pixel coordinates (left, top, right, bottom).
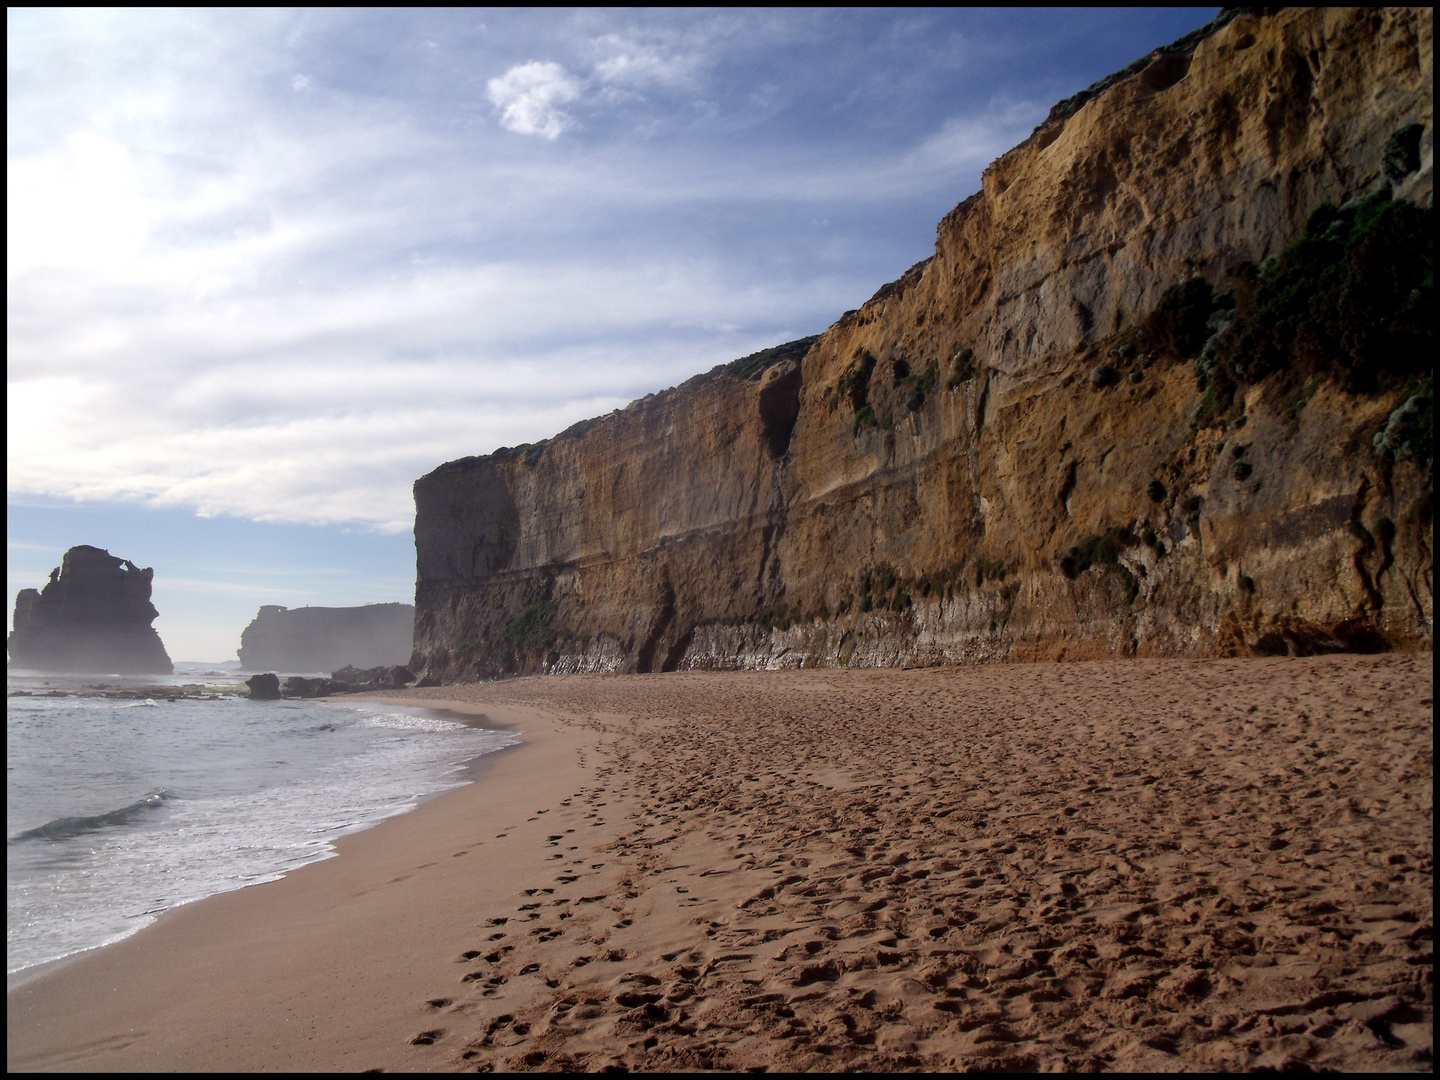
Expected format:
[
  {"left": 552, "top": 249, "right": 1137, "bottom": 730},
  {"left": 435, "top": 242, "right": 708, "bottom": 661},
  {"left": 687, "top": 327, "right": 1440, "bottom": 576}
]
[
  {"left": 281, "top": 675, "right": 334, "bottom": 698},
  {"left": 412, "top": 8, "right": 1433, "bottom": 680},
  {"left": 236, "top": 603, "right": 414, "bottom": 673},
  {"left": 243, "top": 665, "right": 416, "bottom": 699},
  {"left": 245, "top": 673, "right": 282, "bottom": 700},
  {"left": 331, "top": 664, "right": 417, "bottom": 691},
  {"left": 8, "top": 546, "right": 173, "bottom": 674}
]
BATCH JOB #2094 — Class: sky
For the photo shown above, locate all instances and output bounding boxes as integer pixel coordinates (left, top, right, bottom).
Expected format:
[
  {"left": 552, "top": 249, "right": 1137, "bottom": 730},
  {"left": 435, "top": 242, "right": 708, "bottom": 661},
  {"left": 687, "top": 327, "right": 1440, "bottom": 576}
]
[{"left": 8, "top": 7, "right": 1218, "bottom": 662}]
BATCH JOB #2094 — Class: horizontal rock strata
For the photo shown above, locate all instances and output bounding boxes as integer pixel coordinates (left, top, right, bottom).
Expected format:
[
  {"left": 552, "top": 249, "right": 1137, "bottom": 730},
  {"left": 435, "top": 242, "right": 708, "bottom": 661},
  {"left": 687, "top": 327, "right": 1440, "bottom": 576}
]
[{"left": 412, "top": 8, "right": 1433, "bottom": 679}]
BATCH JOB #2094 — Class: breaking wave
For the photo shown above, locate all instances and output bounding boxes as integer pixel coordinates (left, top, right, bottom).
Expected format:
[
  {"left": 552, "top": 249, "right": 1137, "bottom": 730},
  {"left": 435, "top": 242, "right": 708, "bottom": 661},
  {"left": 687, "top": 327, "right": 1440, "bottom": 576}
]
[{"left": 10, "top": 789, "right": 173, "bottom": 844}]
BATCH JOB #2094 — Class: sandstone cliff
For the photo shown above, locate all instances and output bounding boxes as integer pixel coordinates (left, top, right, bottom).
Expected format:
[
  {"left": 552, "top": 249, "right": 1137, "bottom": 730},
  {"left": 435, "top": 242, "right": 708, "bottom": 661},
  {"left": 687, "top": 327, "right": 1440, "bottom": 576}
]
[
  {"left": 8, "top": 546, "right": 174, "bottom": 674},
  {"left": 237, "top": 603, "right": 415, "bottom": 673},
  {"left": 413, "top": 7, "right": 1433, "bottom": 680}
]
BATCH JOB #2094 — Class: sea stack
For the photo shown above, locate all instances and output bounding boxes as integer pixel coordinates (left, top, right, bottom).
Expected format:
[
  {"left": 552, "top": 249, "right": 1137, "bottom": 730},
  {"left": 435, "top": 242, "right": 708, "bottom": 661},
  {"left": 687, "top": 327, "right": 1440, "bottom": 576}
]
[
  {"left": 8, "top": 546, "right": 174, "bottom": 674},
  {"left": 237, "top": 603, "right": 415, "bottom": 673}
]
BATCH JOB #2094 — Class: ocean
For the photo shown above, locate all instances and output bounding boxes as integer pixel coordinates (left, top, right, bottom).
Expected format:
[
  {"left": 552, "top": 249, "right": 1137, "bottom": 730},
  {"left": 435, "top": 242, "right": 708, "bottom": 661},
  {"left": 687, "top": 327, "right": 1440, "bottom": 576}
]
[{"left": 6, "top": 663, "right": 516, "bottom": 979}]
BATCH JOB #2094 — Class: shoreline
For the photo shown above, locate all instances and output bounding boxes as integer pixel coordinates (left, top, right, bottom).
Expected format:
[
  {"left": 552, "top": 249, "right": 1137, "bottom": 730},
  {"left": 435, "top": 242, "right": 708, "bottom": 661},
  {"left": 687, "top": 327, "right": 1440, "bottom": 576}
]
[
  {"left": 8, "top": 695, "right": 607, "bottom": 1072},
  {"left": 5, "top": 697, "right": 515, "bottom": 992},
  {"left": 8, "top": 657, "right": 1433, "bottom": 1072}
]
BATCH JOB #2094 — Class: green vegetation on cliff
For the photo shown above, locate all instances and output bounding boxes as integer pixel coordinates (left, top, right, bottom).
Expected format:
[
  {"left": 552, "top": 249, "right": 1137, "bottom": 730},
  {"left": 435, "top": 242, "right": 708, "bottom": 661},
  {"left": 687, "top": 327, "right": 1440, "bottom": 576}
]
[{"left": 1189, "top": 192, "right": 1432, "bottom": 416}]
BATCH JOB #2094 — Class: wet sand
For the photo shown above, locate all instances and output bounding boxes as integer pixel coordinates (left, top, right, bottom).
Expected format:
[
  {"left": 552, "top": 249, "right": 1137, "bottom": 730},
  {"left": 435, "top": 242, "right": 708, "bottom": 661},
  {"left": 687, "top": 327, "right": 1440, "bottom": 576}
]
[{"left": 7, "top": 655, "right": 1432, "bottom": 1072}]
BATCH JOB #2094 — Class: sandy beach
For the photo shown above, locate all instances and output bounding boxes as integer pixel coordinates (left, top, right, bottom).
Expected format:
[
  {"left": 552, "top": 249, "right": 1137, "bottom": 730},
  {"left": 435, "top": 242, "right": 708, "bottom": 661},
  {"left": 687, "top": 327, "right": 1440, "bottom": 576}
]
[{"left": 7, "top": 655, "right": 1432, "bottom": 1072}]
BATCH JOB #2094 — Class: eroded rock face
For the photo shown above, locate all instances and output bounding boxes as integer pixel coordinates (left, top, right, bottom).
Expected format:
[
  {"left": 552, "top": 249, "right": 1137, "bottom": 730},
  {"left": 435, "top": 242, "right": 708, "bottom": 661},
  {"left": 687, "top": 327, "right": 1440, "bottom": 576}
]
[
  {"left": 8, "top": 546, "right": 174, "bottom": 674},
  {"left": 413, "top": 8, "right": 1434, "bottom": 680},
  {"left": 236, "top": 603, "right": 415, "bottom": 673}
]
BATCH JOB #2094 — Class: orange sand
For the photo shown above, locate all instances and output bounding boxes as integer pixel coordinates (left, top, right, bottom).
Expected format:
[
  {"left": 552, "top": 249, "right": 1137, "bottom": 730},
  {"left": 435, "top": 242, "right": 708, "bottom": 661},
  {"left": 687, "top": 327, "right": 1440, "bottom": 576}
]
[{"left": 7, "top": 655, "right": 1433, "bottom": 1072}]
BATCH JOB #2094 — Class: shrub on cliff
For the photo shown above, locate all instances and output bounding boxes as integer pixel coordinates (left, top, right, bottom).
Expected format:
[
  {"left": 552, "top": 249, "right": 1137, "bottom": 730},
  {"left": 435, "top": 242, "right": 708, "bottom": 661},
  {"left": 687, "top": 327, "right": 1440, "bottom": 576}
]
[
  {"left": 896, "top": 358, "right": 940, "bottom": 410},
  {"left": 1373, "top": 373, "right": 1434, "bottom": 467},
  {"left": 502, "top": 601, "right": 561, "bottom": 651},
  {"left": 1139, "top": 277, "right": 1214, "bottom": 360},
  {"left": 1204, "top": 193, "right": 1432, "bottom": 399},
  {"left": 724, "top": 335, "right": 820, "bottom": 381},
  {"left": 839, "top": 350, "right": 877, "bottom": 411}
]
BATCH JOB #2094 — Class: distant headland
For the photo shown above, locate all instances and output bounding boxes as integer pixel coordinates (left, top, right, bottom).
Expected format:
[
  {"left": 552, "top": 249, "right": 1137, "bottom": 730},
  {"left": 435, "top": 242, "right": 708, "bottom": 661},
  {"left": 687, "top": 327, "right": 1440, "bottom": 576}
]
[{"left": 237, "top": 603, "right": 415, "bottom": 673}]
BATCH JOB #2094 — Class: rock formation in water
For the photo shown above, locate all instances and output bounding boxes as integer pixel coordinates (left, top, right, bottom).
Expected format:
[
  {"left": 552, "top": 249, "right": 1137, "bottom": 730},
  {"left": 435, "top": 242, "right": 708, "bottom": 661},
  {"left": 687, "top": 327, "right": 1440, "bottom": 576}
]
[
  {"left": 245, "top": 673, "right": 282, "bottom": 700},
  {"left": 236, "top": 603, "right": 415, "bottom": 673},
  {"left": 412, "top": 8, "right": 1434, "bottom": 680},
  {"left": 241, "top": 666, "right": 418, "bottom": 701},
  {"left": 7, "top": 546, "right": 174, "bottom": 673}
]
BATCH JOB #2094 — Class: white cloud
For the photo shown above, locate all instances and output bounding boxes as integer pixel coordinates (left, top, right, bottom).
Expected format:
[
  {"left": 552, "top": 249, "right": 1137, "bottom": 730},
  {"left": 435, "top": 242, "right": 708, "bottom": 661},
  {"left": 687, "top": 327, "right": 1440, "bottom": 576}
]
[
  {"left": 160, "top": 576, "right": 315, "bottom": 598},
  {"left": 292, "top": 73, "right": 311, "bottom": 91},
  {"left": 6, "top": 132, "right": 157, "bottom": 281},
  {"left": 5, "top": 9, "right": 1120, "bottom": 542},
  {"left": 905, "top": 99, "right": 1041, "bottom": 175},
  {"left": 485, "top": 35, "right": 703, "bottom": 138},
  {"left": 486, "top": 60, "right": 581, "bottom": 139},
  {"left": 6, "top": 247, "right": 843, "bottom": 531},
  {"left": 590, "top": 33, "right": 698, "bottom": 90}
]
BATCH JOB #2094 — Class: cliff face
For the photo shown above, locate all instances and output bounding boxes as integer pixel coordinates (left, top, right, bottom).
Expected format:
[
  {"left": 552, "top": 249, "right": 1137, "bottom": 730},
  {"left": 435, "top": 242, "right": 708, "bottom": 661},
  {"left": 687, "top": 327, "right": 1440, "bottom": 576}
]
[
  {"left": 8, "top": 546, "right": 174, "bottom": 674},
  {"left": 237, "top": 603, "right": 415, "bottom": 673},
  {"left": 413, "top": 8, "right": 1433, "bottom": 680}
]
